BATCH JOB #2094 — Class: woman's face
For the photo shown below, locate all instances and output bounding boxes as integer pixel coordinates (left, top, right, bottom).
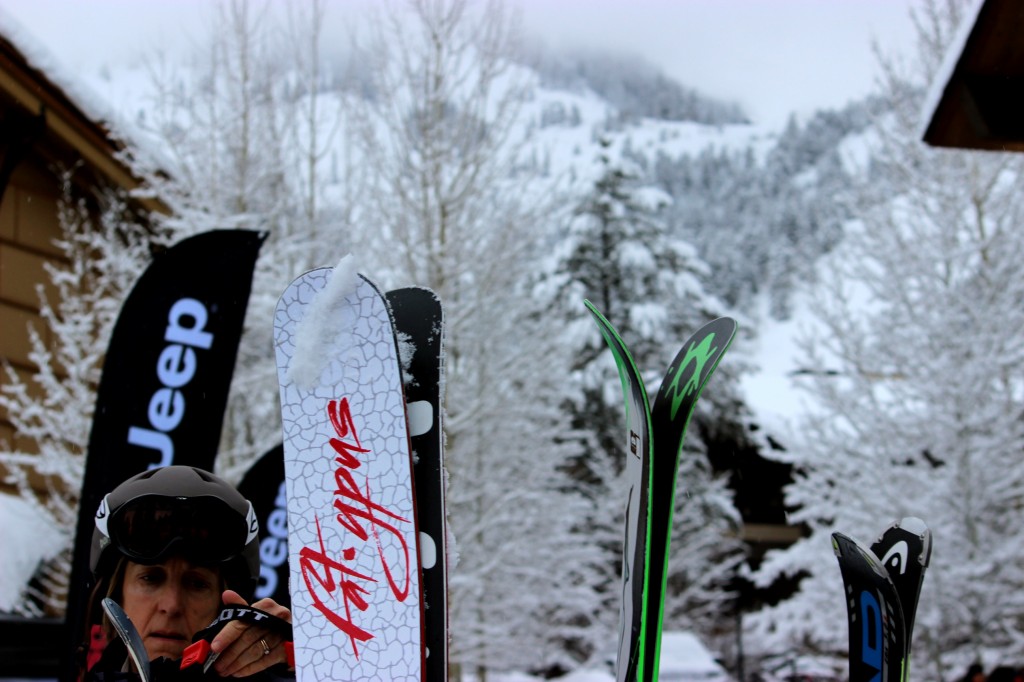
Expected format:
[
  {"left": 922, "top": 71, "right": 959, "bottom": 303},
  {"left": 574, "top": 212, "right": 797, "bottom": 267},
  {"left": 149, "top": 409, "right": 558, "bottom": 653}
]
[{"left": 121, "top": 557, "right": 222, "bottom": 661}]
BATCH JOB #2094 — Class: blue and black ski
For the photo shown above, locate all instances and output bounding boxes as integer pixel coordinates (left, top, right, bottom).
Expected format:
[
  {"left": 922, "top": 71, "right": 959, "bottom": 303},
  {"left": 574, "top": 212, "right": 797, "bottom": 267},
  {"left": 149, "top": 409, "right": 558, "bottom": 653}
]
[
  {"left": 833, "top": 532, "right": 907, "bottom": 682},
  {"left": 834, "top": 518, "right": 931, "bottom": 682}
]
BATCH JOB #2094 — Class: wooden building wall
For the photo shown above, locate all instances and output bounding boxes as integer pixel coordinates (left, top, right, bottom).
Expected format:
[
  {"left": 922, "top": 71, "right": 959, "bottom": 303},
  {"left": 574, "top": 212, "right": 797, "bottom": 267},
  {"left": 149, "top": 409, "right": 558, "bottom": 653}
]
[
  {"left": 0, "top": 31, "right": 163, "bottom": 495},
  {"left": 0, "top": 152, "right": 66, "bottom": 461}
]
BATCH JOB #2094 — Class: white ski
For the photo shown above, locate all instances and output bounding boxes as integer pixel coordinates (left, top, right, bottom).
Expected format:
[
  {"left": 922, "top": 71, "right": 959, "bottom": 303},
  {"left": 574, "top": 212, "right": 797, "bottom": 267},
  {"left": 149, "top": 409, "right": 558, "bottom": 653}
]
[{"left": 274, "top": 262, "right": 423, "bottom": 681}]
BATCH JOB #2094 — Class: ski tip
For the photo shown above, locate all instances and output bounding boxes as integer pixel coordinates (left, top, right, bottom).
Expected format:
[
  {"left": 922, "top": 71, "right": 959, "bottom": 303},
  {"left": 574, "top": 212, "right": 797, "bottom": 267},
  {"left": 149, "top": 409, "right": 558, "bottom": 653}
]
[
  {"left": 687, "top": 317, "right": 739, "bottom": 354},
  {"left": 386, "top": 285, "right": 441, "bottom": 300},
  {"left": 873, "top": 516, "right": 929, "bottom": 541},
  {"left": 582, "top": 300, "right": 620, "bottom": 336},
  {"left": 874, "top": 516, "right": 932, "bottom": 567},
  {"left": 897, "top": 516, "right": 930, "bottom": 536},
  {"left": 832, "top": 532, "right": 887, "bottom": 576},
  {"left": 831, "top": 532, "right": 856, "bottom": 559},
  {"left": 100, "top": 597, "right": 121, "bottom": 620},
  {"left": 715, "top": 316, "right": 739, "bottom": 340},
  {"left": 706, "top": 315, "right": 738, "bottom": 329},
  {"left": 899, "top": 516, "right": 933, "bottom": 566}
]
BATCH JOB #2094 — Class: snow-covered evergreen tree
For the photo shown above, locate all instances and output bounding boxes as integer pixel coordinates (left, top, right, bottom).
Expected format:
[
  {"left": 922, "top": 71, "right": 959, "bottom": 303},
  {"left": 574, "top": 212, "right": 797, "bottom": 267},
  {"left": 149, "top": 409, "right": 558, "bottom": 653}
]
[{"left": 747, "top": 0, "right": 1024, "bottom": 676}]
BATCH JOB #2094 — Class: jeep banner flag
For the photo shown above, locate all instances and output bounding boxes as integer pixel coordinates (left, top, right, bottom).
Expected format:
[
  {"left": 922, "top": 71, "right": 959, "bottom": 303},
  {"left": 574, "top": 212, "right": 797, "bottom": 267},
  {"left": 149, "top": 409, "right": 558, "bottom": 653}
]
[
  {"left": 238, "top": 443, "right": 291, "bottom": 608},
  {"left": 63, "top": 229, "right": 265, "bottom": 680}
]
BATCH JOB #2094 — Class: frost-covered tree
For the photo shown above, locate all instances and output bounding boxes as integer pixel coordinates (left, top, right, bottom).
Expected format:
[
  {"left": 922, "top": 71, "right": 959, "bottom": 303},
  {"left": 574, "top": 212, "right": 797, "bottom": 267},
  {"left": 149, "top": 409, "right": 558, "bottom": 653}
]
[
  {"left": 747, "top": 1, "right": 1024, "bottom": 676},
  {"left": 140, "top": 0, "right": 352, "bottom": 475},
  {"left": 0, "top": 178, "right": 156, "bottom": 615},
  {"left": 344, "top": 0, "right": 601, "bottom": 676},
  {"left": 547, "top": 139, "right": 744, "bottom": 645}
]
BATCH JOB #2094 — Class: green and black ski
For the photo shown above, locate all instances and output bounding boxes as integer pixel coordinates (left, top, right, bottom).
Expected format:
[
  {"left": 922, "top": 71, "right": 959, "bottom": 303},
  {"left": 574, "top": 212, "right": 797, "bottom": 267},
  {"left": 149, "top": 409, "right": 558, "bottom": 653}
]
[
  {"left": 644, "top": 317, "right": 736, "bottom": 681},
  {"left": 585, "top": 301, "right": 653, "bottom": 682},
  {"left": 585, "top": 301, "right": 736, "bottom": 682}
]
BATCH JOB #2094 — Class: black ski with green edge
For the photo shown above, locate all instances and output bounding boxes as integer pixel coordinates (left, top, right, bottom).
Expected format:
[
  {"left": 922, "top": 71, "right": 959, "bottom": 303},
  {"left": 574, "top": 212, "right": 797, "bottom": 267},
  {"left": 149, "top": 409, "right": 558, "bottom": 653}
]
[
  {"left": 644, "top": 317, "right": 737, "bottom": 682},
  {"left": 584, "top": 300, "right": 653, "bottom": 682}
]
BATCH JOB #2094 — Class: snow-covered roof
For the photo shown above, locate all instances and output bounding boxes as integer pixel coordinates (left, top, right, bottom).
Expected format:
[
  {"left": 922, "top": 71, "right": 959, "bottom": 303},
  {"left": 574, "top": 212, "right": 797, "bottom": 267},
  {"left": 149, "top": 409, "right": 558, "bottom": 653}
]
[
  {"left": 918, "top": 0, "right": 984, "bottom": 144},
  {"left": 0, "top": 6, "right": 166, "bottom": 212},
  {"left": 919, "top": 0, "right": 1024, "bottom": 151}
]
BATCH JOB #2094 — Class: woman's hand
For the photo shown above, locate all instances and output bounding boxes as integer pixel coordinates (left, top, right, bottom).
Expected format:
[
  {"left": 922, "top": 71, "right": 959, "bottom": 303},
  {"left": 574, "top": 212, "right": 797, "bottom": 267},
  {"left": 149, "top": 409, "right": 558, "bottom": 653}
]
[{"left": 208, "top": 589, "right": 293, "bottom": 677}]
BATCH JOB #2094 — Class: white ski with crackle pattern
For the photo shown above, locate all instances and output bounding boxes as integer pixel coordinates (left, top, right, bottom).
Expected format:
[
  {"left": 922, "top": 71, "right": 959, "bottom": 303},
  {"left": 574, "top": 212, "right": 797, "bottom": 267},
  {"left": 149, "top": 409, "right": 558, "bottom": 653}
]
[{"left": 274, "top": 263, "right": 423, "bottom": 681}]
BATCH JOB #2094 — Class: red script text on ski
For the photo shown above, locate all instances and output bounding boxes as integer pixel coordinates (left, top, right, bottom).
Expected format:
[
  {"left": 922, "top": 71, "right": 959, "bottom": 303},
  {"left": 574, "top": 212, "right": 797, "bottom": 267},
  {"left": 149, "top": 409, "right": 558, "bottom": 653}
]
[{"left": 298, "top": 397, "right": 413, "bottom": 659}]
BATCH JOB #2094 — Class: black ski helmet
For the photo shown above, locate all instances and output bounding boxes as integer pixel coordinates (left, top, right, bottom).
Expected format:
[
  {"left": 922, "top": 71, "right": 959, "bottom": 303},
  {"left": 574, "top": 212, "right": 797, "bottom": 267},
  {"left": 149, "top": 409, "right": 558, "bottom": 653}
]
[{"left": 90, "top": 466, "right": 260, "bottom": 599}]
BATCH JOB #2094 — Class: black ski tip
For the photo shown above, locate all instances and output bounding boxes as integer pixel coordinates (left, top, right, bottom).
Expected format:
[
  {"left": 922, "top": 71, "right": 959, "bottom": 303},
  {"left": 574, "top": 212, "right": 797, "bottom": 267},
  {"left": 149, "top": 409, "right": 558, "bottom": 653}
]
[
  {"left": 831, "top": 532, "right": 887, "bottom": 577},
  {"left": 896, "top": 516, "right": 932, "bottom": 567},
  {"left": 387, "top": 285, "right": 441, "bottom": 301},
  {"left": 702, "top": 316, "right": 738, "bottom": 335},
  {"left": 872, "top": 516, "right": 932, "bottom": 568}
]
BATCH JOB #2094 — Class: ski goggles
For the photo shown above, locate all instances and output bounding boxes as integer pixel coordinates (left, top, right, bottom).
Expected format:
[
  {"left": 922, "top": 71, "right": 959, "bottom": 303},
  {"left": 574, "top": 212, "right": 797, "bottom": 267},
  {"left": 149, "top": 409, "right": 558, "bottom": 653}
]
[{"left": 105, "top": 495, "right": 257, "bottom": 566}]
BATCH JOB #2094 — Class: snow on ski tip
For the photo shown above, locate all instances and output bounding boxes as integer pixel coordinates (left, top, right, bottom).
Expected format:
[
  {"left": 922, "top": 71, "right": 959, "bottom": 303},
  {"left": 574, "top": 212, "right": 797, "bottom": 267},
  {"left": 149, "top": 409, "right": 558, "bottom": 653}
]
[{"left": 287, "top": 256, "right": 360, "bottom": 389}]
